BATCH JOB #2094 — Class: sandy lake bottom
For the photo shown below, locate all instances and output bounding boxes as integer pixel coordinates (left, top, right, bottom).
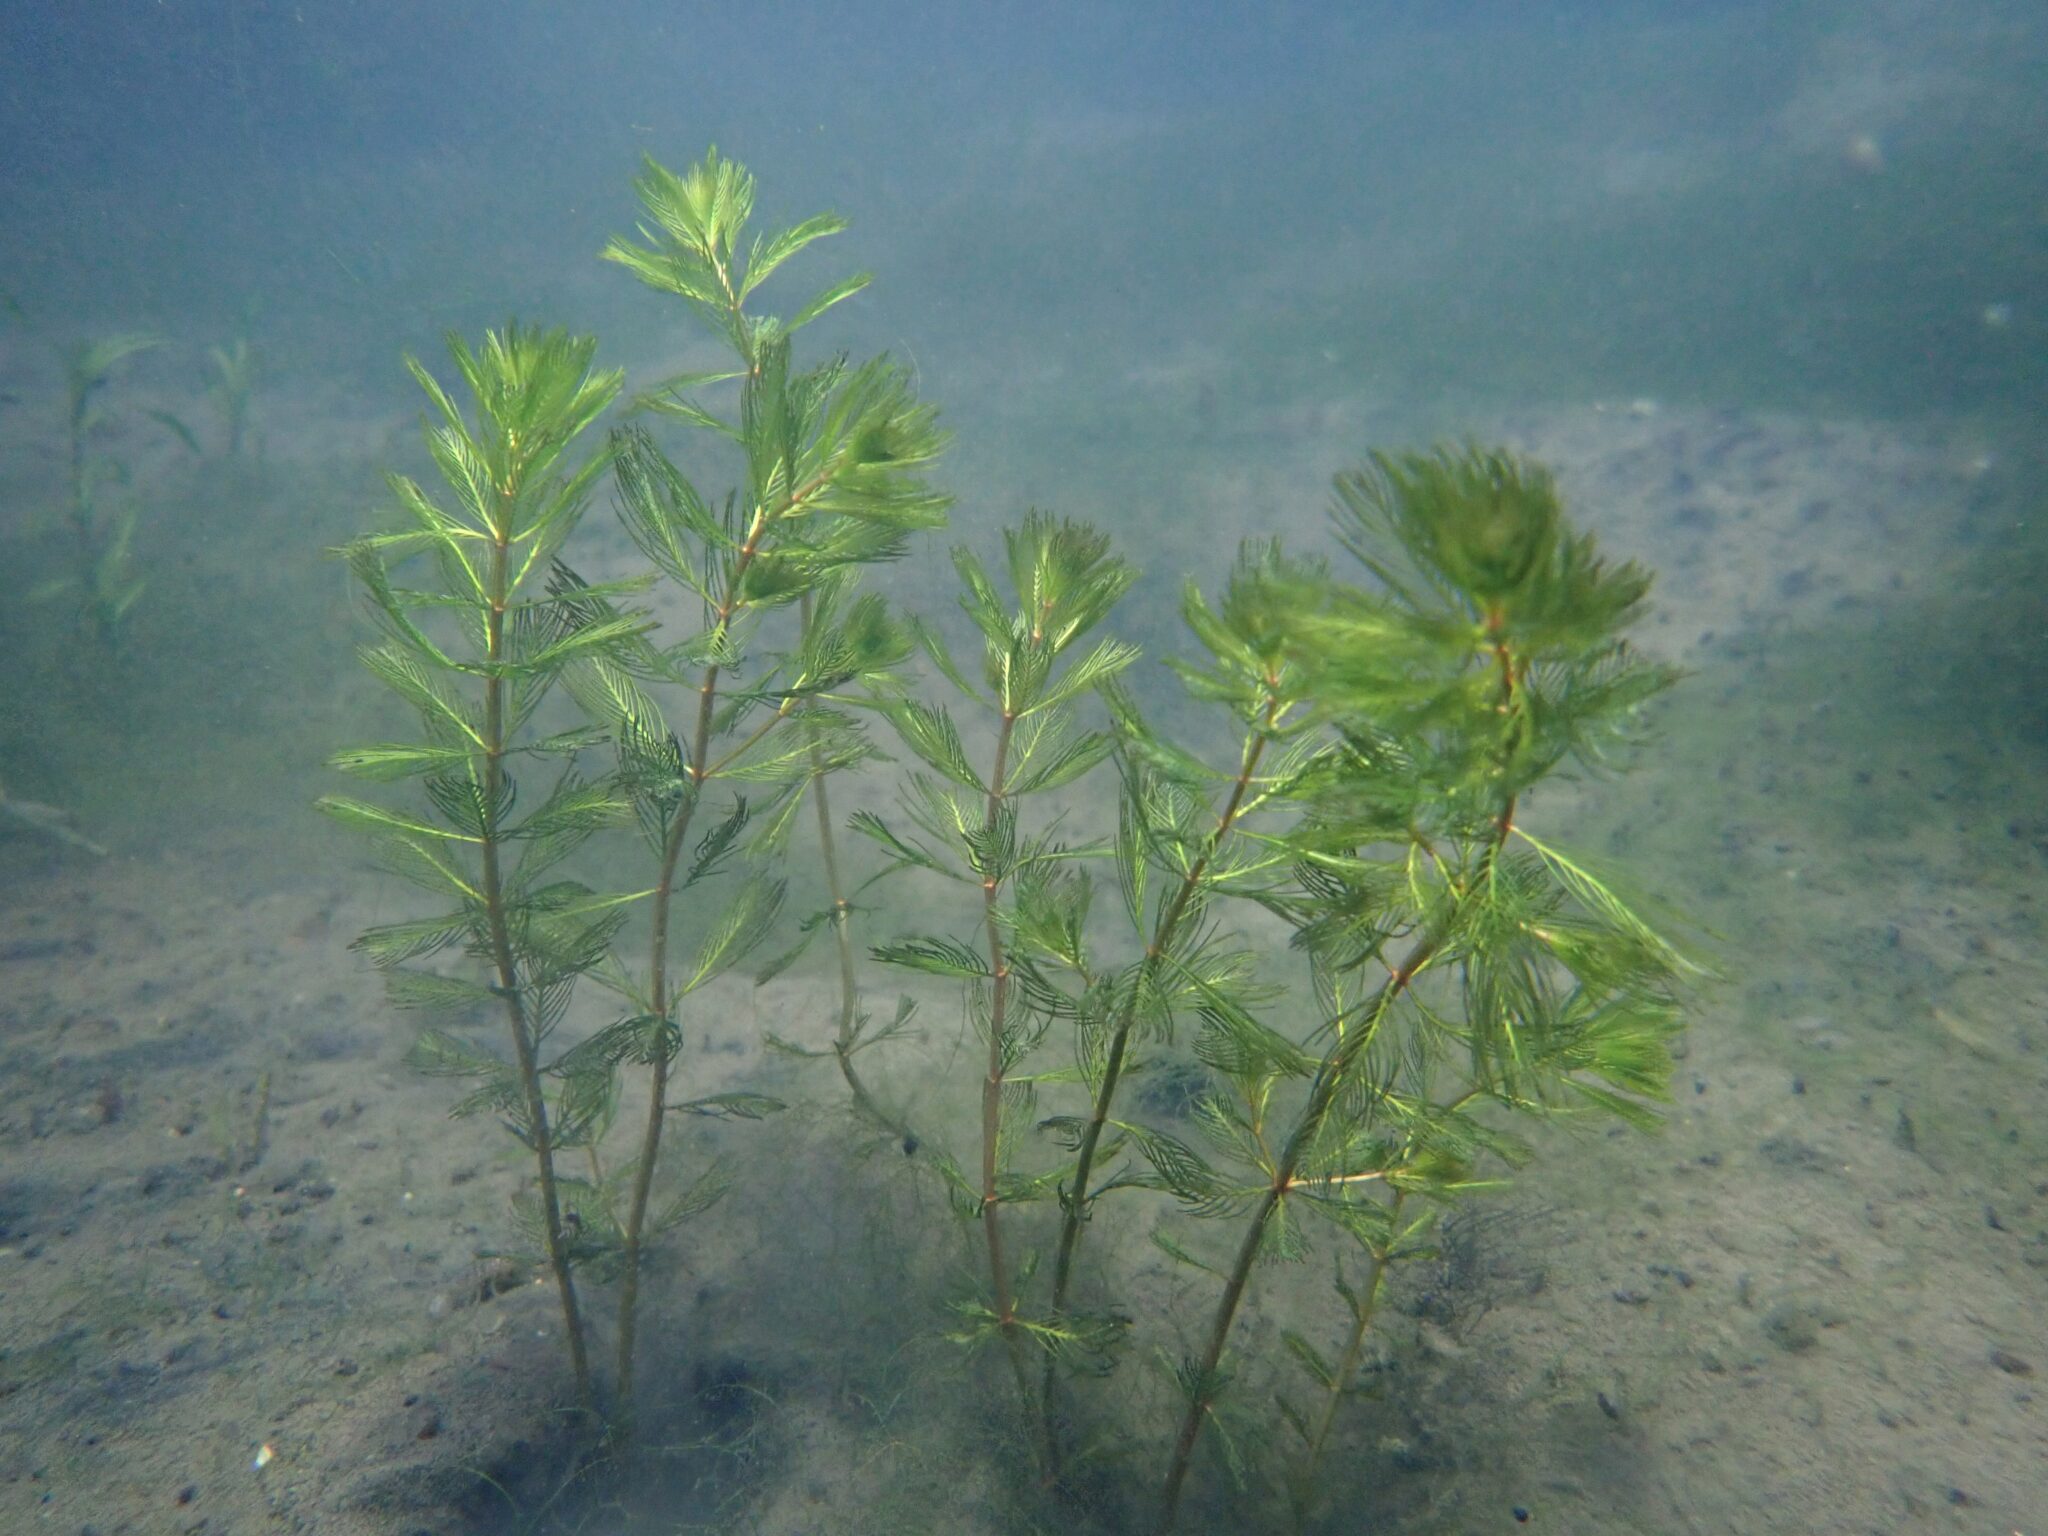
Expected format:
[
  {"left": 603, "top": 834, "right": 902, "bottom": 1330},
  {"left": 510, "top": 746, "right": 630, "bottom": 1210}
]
[{"left": 1, "top": 378, "right": 2043, "bottom": 1535}]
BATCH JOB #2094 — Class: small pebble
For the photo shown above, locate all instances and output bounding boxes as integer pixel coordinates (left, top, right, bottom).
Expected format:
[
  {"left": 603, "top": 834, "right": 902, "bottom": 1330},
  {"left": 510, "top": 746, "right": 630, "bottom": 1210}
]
[
  {"left": 1989, "top": 1349, "right": 2032, "bottom": 1377},
  {"left": 1759, "top": 1134, "right": 1825, "bottom": 1170},
  {"left": 1892, "top": 1108, "right": 1917, "bottom": 1152},
  {"left": 1763, "top": 1302, "right": 1817, "bottom": 1352},
  {"left": 1513, "top": 1508, "right": 1530, "bottom": 1524},
  {"left": 1612, "top": 1288, "right": 1650, "bottom": 1305},
  {"left": 1790, "top": 1076, "right": 1805, "bottom": 1095},
  {"left": 1597, "top": 1391, "right": 1622, "bottom": 1421}
]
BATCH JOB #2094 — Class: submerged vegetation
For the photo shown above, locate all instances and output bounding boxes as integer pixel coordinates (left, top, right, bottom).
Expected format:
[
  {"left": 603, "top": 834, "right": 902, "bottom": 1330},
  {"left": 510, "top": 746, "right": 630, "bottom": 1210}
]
[
  {"left": 31, "top": 333, "right": 161, "bottom": 647},
  {"left": 324, "top": 148, "right": 1693, "bottom": 1528}
]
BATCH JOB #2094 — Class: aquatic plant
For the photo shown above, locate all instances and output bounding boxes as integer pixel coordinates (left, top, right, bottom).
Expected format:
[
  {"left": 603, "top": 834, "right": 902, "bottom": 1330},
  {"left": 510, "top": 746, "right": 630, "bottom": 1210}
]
[
  {"left": 863, "top": 513, "right": 1137, "bottom": 1467},
  {"left": 31, "top": 333, "right": 161, "bottom": 645},
  {"left": 208, "top": 336, "right": 257, "bottom": 457},
  {"left": 862, "top": 446, "right": 1689, "bottom": 1527},
  {"left": 0, "top": 773, "right": 107, "bottom": 856},
  {"left": 562, "top": 146, "right": 950, "bottom": 1434},
  {"left": 324, "top": 149, "right": 949, "bottom": 1440},
  {"left": 319, "top": 322, "right": 625, "bottom": 1414},
  {"left": 319, "top": 149, "right": 1695, "bottom": 1528},
  {"left": 1128, "top": 450, "right": 1690, "bottom": 1528}
]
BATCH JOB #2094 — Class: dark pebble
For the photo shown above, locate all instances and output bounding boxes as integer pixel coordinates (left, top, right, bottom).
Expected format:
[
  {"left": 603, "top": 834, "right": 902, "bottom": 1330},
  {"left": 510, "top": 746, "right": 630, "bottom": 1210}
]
[
  {"left": 1893, "top": 1109, "right": 1917, "bottom": 1152},
  {"left": 1597, "top": 1391, "right": 1622, "bottom": 1420},
  {"left": 1989, "top": 1349, "right": 2032, "bottom": 1377},
  {"left": 0, "top": 938, "right": 72, "bottom": 963},
  {"left": 1612, "top": 1289, "right": 1650, "bottom": 1305},
  {"left": 1759, "top": 1135, "right": 1825, "bottom": 1170},
  {"left": 1513, "top": 1508, "right": 1530, "bottom": 1523},
  {"left": 175, "top": 1485, "right": 197, "bottom": 1505},
  {"left": 1763, "top": 1301, "right": 1820, "bottom": 1352},
  {"left": 1790, "top": 1076, "right": 1805, "bottom": 1095}
]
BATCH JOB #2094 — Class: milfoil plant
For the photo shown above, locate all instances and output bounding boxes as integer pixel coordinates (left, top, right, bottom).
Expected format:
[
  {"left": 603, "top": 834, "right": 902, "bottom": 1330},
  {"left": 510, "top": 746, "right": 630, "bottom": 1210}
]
[
  {"left": 561, "top": 147, "right": 951, "bottom": 1432},
  {"left": 321, "top": 148, "right": 1696, "bottom": 1528},
  {"left": 1130, "top": 450, "right": 1692, "bottom": 1529},
  {"left": 317, "top": 324, "right": 631, "bottom": 1415},
  {"left": 323, "top": 150, "right": 950, "bottom": 1438},
  {"left": 870, "top": 447, "right": 1690, "bottom": 1530}
]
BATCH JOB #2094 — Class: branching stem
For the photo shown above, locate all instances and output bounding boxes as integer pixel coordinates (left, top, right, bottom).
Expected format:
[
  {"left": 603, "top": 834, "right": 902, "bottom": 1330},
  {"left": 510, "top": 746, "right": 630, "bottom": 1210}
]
[
  {"left": 975, "top": 709, "right": 1049, "bottom": 1462},
  {"left": 613, "top": 500, "right": 768, "bottom": 1432},
  {"left": 1293, "top": 1188, "right": 1404, "bottom": 1526},
  {"left": 480, "top": 522, "right": 594, "bottom": 1415},
  {"left": 1040, "top": 694, "right": 1278, "bottom": 1462},
  {"left": 799, "top": 592, "right": 914, "bottom": 1146},
  {"left": 1160, "top": 638, "right": 1528, "bottom": 1531}
]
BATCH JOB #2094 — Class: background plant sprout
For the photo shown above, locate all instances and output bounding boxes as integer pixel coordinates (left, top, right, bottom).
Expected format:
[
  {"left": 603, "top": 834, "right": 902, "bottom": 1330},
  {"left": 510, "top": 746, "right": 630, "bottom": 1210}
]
[{"left": 30, "top": 333, "right": 162, "bottom": 646}]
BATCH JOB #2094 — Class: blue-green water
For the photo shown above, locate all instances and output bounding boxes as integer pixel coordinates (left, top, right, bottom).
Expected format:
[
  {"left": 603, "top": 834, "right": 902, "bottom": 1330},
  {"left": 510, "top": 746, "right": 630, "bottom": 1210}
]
[{"left": 1, "top": 4, "right": 2042, "bottom": 1533}]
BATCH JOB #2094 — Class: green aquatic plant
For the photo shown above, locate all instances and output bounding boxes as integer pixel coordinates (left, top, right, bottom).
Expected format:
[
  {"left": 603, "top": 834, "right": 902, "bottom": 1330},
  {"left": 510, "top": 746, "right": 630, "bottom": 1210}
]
[
  {"left": 315, "top": 148, "right": 1696, "bottom": 1527},
  {"left": 320, "top": 148, "right": 948, "bottom": 1443},
  {"left": 573, "top": 146, "right": 951, "bottom": 1433},
  {"left": 867, "top": 449, "right": 1688, "bottom": 1528},
  {"left": 319, "top": 322, "right": 626, "bottom": 1415},
  {"left": 862, "top": 513, "right": 1137, "bottom": 1468},
  {"left": 31, "top": 333, "right": 161, "bottom": 644},
  {"left": 208, "top": 336, "right": 257, "bottom": 457},
  {"left": 1126, "top": 450, "right": 1689, "bottom": 1529}
]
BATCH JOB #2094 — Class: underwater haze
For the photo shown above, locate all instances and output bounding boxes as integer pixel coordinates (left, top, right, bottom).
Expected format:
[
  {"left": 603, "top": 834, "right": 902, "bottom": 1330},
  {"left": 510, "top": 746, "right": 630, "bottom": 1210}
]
[{"left": 1, "top": 2, "right": 2043, "bottom": 1534}]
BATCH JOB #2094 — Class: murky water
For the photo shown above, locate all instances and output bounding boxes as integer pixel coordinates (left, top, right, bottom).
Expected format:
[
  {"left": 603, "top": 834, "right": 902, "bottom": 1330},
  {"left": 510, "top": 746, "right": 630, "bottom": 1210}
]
[{"left": 2, "top": 4, "right": 2042, "bottom": 1532}]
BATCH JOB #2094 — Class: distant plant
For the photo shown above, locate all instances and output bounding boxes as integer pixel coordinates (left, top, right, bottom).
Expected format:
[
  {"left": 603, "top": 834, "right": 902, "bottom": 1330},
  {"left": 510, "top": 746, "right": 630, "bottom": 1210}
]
[
  {"left": 208, "top": 337, "right": 257, "bottom": 457},
  {"left": 0, "top": 773, "right": 107, "bottom": 856},
  {"left": 30, "top": 334, "right": 161, "bottom": 645}
]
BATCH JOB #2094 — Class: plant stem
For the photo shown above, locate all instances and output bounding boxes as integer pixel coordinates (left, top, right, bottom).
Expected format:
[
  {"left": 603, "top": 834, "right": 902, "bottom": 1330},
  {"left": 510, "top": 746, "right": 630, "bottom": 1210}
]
[
  {"left": 1160, "top": 641, "right": 1527, "bottom": 1530},
  {"left": 613, "top": 502, "right": 770, "bottom": 1430},
  {"left": 66, "top": 390, "right": 91, "bottom": 562},
  {"left": 480, "top": 527, "right": 594, "bottom": 1416},
  {"left": 1157, "top": 939, "right": 1425, "bottom": 1531},
  {"left": 800, "top": 600, "right": 913, "bottom": 1146},
  {"left": 1039, "top": 706, "right": 1274, "bottom": 1456},
  {"left": 1293, "top": 1189, "right": 1404, "bottom": 1525},
  {"left": 611, "top": 795, "right": 688, "bottom": 1434},
  {"left": 974, "top": 709, "right": 1049, "bottom": 1461}
]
